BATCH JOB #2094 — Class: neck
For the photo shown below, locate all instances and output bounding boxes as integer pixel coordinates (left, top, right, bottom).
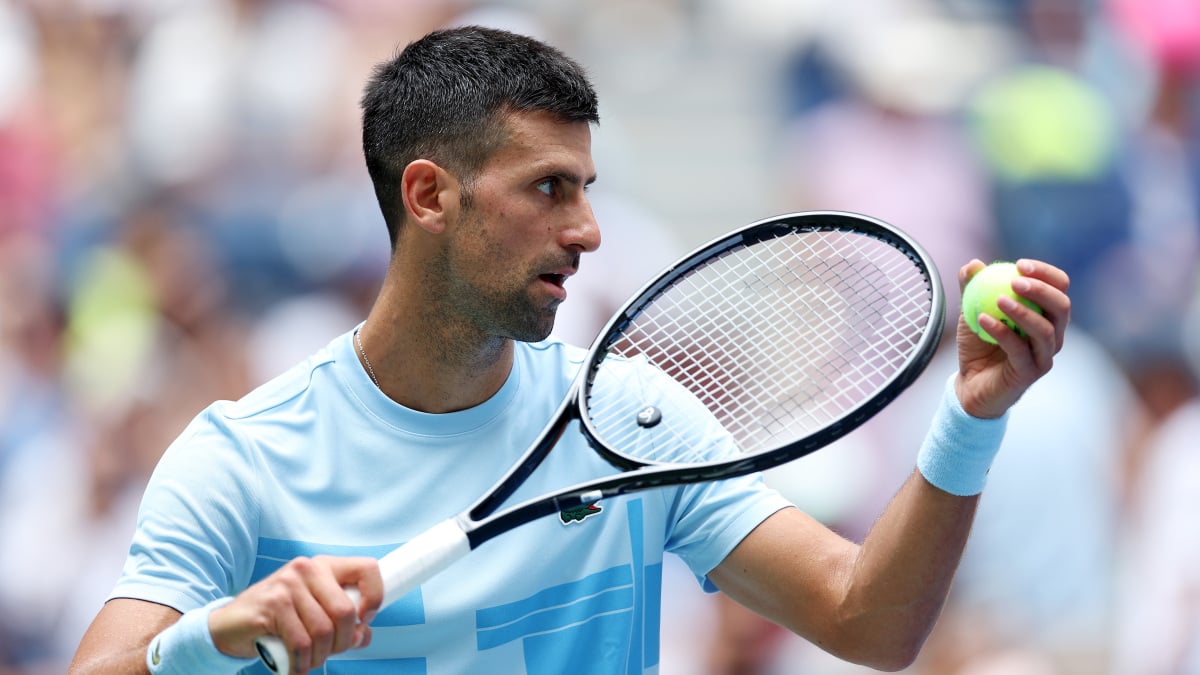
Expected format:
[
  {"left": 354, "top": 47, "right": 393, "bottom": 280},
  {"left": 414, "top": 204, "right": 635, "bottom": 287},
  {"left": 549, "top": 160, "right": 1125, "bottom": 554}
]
[{"left": 355, "top": 293, "right": 515, "bottom": 414}]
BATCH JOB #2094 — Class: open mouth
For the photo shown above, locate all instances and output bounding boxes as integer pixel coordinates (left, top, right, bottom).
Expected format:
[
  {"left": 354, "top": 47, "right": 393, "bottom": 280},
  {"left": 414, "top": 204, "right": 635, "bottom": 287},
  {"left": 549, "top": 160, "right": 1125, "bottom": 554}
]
[
  {"left": 540, "top": 273, "right": 567, "bottom": 288},
  {"left": 538, "top": 273, "right": 570, "bottom": 302}
]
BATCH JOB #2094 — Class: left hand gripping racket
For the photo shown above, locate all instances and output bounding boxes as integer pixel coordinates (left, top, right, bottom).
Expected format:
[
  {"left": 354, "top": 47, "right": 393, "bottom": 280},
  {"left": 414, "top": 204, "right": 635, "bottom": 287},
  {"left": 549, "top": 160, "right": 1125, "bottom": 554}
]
[{"left": 256, "top": 211, "right": 945, "bottom": 672}]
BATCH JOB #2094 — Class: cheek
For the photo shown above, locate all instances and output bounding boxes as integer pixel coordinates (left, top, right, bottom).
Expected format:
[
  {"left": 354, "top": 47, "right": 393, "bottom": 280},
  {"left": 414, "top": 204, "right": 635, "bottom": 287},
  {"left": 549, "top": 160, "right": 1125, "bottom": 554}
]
[{"left": 451, "top": 225, "right": 511, "bottom": 285}]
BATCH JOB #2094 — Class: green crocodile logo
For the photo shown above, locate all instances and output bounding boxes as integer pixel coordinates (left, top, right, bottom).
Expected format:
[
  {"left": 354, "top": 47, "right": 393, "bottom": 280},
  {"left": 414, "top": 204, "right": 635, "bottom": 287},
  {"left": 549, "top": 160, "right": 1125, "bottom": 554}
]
[{"left": 559, "top": 502, "right": 603, "bottom": 524}]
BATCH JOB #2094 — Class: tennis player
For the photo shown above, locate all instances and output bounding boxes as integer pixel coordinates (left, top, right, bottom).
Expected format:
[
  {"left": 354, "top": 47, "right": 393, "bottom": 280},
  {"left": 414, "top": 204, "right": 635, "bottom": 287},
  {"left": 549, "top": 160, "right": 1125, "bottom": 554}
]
[{"left": 69, "top": 26, "right": 1070, "bottom": 674}]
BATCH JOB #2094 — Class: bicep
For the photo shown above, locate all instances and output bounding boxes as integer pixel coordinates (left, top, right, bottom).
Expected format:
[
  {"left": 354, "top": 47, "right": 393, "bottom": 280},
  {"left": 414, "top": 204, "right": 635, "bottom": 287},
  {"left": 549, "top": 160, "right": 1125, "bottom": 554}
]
[
  {"left": 69, "top": 598, "right": 182, "bottom": 674},
  {"left": 706, "top": 506, "right": 857, "bottom": 643}
]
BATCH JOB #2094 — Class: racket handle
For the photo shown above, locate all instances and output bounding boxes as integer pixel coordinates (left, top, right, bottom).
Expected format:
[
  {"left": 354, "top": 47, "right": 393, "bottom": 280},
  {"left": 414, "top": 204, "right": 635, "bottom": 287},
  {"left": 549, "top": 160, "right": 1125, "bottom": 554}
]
[
  {"left": 377, "top": 517, "right": 471, "bottom": 608},
  {"left": 255, "top": 635, "right": 288, "bottom": 673},
  {"left": 254, "top": 518, "right": 470, "bottom": 673}
]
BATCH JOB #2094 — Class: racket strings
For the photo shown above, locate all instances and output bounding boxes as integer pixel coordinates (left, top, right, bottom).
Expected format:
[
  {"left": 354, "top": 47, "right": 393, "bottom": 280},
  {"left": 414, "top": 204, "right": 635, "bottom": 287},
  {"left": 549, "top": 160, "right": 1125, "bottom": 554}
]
[{"left": 585, "top": 229, "right": 934, "bottom": 466}]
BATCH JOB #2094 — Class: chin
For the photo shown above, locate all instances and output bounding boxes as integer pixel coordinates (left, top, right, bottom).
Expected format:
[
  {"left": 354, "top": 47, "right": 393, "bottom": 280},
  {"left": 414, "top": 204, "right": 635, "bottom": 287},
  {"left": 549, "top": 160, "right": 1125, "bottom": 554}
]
[
  {"left": 513, "top": 326, "right": 554, "bottom": 343},
  {"left": 506, "top": 316, "right": 556, "bottom": 343},
  {"left": 494, "top": 301, "right": 559, "bottom": 343}
]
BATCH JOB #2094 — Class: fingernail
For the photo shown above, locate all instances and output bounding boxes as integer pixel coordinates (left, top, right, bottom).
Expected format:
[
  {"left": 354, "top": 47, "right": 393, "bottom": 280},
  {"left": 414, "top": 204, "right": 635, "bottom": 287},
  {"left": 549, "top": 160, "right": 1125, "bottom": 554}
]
[{"left": 1011, "top": 278, "right": 1030, "bottom": 293}]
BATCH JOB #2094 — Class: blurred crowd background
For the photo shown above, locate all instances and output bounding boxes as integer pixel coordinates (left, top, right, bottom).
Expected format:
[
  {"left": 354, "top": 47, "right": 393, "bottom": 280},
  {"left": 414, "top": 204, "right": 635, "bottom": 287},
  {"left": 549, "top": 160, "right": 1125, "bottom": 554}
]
[{"left": 1, "top": 0, "right": 1198, "bottom": 673}]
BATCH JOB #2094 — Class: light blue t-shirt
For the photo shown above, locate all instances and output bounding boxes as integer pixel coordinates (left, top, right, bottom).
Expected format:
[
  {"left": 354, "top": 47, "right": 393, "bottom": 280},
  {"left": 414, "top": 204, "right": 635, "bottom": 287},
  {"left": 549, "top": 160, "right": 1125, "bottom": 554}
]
[{"left": 111, "top": 329, "right": 790, "bottom": 674}]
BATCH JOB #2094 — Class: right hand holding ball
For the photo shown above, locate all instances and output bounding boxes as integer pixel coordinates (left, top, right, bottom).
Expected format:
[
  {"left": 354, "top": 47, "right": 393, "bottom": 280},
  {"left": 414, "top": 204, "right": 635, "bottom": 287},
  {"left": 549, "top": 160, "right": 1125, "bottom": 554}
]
[{"left": 961, "top": 261, "right": 1044, "bottom": 344}]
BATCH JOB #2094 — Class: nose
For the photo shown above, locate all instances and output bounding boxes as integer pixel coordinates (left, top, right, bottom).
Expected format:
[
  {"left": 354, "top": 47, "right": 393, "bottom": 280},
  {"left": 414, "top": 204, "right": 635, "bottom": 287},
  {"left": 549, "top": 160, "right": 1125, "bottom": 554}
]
[{"left": 564, "top": 198, "right": 601, "bottom": 253}]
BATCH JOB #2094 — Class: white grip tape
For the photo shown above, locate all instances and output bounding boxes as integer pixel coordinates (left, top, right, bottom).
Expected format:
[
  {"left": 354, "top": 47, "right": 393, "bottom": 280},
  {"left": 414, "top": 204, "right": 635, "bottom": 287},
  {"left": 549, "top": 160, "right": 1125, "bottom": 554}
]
[
  {"left": 255, "top": 518, "right": 470, "bottom": 673},
  {"left": 255, "top": 635, "right": 288, "bottom": 673},
  {"left": 378, "top": 518, "right": 471, "bottom": 608}
]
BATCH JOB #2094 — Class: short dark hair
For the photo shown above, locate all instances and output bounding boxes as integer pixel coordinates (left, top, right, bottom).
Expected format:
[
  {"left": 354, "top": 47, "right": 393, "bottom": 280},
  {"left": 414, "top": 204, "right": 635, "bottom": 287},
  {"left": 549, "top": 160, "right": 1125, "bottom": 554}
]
[{"left": 361, "top": 26, "right": 600, "bottom": 247}]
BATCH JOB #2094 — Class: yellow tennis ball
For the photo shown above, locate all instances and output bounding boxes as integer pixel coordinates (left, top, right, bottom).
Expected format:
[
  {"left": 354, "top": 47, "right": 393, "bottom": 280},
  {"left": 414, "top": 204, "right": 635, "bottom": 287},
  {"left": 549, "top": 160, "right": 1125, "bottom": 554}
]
[{"left": 962, "top": 262, "right": 1043, "bottom": 344}]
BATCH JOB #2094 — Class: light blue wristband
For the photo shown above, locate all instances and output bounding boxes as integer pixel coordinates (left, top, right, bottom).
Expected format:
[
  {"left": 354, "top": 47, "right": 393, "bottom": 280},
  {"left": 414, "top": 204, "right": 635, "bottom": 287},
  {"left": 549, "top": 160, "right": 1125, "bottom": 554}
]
[
  {"left": 916, "top": 375, "right": 1008, "bottom": 496},
  {"left": 147, "top": 597, "right": 257, "bottom": 674}
]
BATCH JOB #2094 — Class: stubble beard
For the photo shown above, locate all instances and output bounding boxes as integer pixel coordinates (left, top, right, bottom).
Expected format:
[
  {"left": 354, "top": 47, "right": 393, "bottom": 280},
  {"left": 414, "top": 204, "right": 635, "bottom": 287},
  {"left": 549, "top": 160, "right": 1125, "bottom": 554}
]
[{"left": 430, "top": 239, "right": 559, "bottom": 348}]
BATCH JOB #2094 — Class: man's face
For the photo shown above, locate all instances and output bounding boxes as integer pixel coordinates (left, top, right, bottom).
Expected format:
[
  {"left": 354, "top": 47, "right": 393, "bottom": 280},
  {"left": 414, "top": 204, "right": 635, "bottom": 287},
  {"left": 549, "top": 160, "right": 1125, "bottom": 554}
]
[{"left": 437, "top": 109, "right": 600, "bottom": 342}]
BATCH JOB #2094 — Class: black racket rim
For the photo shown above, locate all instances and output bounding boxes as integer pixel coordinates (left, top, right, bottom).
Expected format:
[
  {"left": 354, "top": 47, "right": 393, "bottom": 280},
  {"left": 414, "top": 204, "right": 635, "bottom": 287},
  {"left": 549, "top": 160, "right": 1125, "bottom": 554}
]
[{"left": 577, "top": 210, "right": 946, "bottom": 474}]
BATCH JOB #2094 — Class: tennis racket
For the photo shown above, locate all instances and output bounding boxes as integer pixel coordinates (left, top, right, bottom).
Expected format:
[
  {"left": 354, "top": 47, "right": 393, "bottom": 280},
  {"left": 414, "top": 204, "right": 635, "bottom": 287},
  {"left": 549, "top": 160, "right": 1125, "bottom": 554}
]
[{"left": 256, "top": 210, "right": 945, "bottom": 672}]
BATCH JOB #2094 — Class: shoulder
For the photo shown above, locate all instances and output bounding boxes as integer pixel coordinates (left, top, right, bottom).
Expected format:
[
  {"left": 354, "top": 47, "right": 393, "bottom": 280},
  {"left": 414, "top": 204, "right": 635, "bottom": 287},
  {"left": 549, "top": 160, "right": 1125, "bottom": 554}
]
[
  {"left": 193, "top": 331, "right": 354, "bottom": 439},
  {"left": 160, "top": 335, "right": 348, "bottom": 463},
  {"left": 223, "top": 349, "right": 338, "bottom": 420}
]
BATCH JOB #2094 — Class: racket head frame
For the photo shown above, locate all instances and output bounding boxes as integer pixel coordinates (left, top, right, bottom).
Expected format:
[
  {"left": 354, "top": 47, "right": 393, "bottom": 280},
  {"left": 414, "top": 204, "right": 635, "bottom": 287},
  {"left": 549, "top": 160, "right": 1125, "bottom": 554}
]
[{"left": 579, "top": 210, "right": 945, "bottom": 475}]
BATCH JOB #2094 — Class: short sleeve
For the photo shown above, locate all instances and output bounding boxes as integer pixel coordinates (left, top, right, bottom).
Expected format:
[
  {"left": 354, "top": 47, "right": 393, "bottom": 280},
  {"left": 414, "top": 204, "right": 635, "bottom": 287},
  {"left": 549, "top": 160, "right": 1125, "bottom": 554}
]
[
  {"left": 108, "top": 407, "right": 261, "bottom": 613},
  {"left": 663, "top": 473, "right": 791, "bottom": 592}
]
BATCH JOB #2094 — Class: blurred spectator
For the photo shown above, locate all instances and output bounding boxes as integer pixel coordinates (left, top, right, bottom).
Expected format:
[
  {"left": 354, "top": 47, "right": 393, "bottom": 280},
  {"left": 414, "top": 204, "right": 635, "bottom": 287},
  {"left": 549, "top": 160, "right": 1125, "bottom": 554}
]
[
  {"left": 1112, "top": 384, "right": 1200, "bottom": 674},
  {"left": 966, "top": 0, "right": 1133, "bottom": 340},
  {"left": 0, "top": 197, "right": 252, "bottom": 673},
  {"left": 1098, "top": 0, "right": 1200, "bottom": 373},
  {"left": 775, "top": 4, "right": 1004, "bottom": 323},
  {"left": 0, "top": 232, "right": 70, "bottom": 675},
  {"left": 0, "top": 3, "right": 54, "bottom": 236},
  {"left": 1104, "top": 3, "right": 1200, "bottom": 671}
]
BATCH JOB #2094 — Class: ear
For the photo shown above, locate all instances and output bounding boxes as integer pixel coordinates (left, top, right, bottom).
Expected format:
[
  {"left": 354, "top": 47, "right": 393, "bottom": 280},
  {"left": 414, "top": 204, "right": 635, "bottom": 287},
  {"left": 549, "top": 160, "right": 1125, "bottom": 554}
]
[{"left": 400, "top": 159, "right": 460, "bottom": 234}]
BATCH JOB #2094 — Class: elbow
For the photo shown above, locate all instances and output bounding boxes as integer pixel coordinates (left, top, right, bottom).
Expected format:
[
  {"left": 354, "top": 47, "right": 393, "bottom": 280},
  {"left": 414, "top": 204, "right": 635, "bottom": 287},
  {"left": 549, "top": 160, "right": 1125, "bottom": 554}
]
[
  {"left": 811, "top": 609, "right": 932, "bottom": 672},
  {"left": 821, "top": 634, "right": 924, "bottom": 672},
  {"left": 861, "top": 643, "right": 923, "bottom": 672},
  {"left": 818, "top": 577, "right": 941, "bottom": 670},
  {"left": 861, "top": 623, "right": 929, "bottom": 671},
  {"left": 820, "top": 634, "right": 924, "bottom": 673}
]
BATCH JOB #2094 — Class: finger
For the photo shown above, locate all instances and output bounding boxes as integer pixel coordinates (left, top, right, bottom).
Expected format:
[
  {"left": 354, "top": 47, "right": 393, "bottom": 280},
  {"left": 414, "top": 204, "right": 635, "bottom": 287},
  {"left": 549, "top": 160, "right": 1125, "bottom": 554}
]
[
  {"left": 304, "top": 556, "right": 385, "bottom": 660},
  {"left": 959, "top": 258, "right": 987, "bottom": 290},
  {"left": 994, "top": 296, "right": 1055, "bottom": 373},
  {"left": 307, "top": 557, "right": 363, "bottom": 659},
  {"left": 271, "top": 603, "right": 314, "bottom": 675},
  {"left": 329, "top": 556, "right": 385, "bottom": 620},
  {"left": 261, "top": 563, "right": 320, "bottom": 673},
  {"left": 275, "top": 556, "right": 343, "bottom": 669},
  {"left": 357, "top": 624, "right": 374, "bottom": 649},
  {"left": 292, "top": 581, "right": 337, "bottom": 669},
  {"left": 977, "top": 312, "right": 1037, "bottom": 375},
  {"left": 338, "top": 554, "right": 384, "bottom": 619},
  {"left": 1015, "top": 258, "right": 1069, "bottom": 292},
  {"left": 1009, "top": 276, "right": 1070, "bottom": 350}
]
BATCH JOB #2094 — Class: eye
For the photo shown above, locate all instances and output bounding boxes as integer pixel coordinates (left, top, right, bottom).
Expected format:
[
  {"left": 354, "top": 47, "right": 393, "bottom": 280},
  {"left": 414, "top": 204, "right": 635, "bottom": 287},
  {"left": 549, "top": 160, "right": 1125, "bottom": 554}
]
[{"left": 536, "top": 178, "right": 559, "bottom": 198}]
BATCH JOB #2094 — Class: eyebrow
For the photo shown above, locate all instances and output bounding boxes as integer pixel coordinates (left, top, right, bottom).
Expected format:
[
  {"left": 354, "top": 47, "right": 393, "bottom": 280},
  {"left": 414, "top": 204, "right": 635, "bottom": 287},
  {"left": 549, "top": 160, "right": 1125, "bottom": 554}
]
[
  {"left": 549, "top": 169, "right": 598, "bottom": 188},
  {"left": 525, "top": 155, "right": 596, "bottom": 187}
]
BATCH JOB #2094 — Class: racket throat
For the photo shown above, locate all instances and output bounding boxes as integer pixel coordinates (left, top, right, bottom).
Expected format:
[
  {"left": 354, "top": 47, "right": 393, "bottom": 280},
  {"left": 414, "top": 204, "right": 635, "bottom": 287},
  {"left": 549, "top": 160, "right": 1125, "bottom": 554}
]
[{"left": 468, "top": 399, "right": 579, "bottom": 521}]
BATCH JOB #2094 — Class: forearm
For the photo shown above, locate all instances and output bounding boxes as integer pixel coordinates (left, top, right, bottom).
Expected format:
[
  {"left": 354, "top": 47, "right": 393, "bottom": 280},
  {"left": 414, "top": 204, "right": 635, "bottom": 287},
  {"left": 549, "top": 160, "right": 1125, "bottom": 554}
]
[
  {"left": 831, "top": 374, "right": 1005, "bottom": 668},
  {"left": 709, "top": 486, "right": 976, "bottom": 672},
  {"left": 68, "top": 598, "right": 255, "bottom": 675},
  {"left": 68, "top": 599, "right": 178, "bottom": 675},
  {"left": 837, "top": 471, "right": 978, "bottom": 667}
]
